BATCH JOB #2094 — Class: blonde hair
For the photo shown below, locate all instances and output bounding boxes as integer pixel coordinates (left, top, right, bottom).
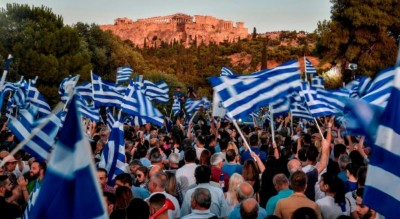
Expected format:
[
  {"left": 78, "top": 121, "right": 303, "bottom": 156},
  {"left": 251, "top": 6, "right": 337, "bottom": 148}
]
[
  {"left": 227, "top": 141, "right": 239, "bottom": 155},
  {"left": 228, "top": 173, "right": 244, "bottom": 193}
]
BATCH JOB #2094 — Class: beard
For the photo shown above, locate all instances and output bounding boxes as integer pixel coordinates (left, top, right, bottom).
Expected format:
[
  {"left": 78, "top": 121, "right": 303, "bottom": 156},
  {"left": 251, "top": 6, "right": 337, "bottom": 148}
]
[{"left": 30, "top": 172, "right": 40, "bottom": 180}]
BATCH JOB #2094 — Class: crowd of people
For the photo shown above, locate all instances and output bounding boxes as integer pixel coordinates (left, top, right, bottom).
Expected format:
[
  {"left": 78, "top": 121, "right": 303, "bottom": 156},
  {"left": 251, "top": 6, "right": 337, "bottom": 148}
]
[{"left": 0, "top": 87, "right": 382, "bottom": 219}]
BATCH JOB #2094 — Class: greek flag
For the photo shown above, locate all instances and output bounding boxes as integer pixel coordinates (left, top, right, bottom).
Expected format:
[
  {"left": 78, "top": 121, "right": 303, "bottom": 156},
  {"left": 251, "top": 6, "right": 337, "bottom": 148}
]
[
  {"left": 58, "top": 75, "right": 79, "bottom": 103},
  {"left": 311, "top": 76, "right": 325, "bottom": 89},
  {"left": 360, "top": 67, "right": 395, "bottom": 108},
  {"left": 25, "top": 96, "right": 107, "bottom": 219},
  {"left": 116, "top": 66, "right": 133, "bottom": 83},
  {"left": 185, "top": 98, "right": 203, "bottom": 114},
  {"left": 171, "top": 98, "right": 181, "bottom": 116},
  {"left": 27, "top": 79, "right": 51, "bottom": 117},
  {"left": 122, "top": 115, "right": 147, "bottom": 126},
  {"left": 290, "top": 102, "right": 313, "bottom": 120},
  {"left": 221, "top": 67, "right": 235, "bottom": 76},
  {"left": 209, "top": 60, "right": 301, "bottom": 120},
  {"left": 135, "top": 75, "right": 169, "bottom": 103},
  {"left": 121, "top": 80, "right": 164, "bottom": 126},
  {"left": 363, "top": 64, "right": 400, "bottom": 219},
  {"left": 105, "top": 107, "right": 116, "bottom": 130},
  {"left": 357, "top": 76, "right": 372, "bottom": 97},
  {"left": 345, "top": 79, "right": 360, "bottom": 98},
  {"left": 98, "top": 117, "right": 126, "bottom": 186},
  {"left": 75, "top": 82, "right": 93, "bottom": 101},
  {"left": 8, "top": 107, "right": 61, "bottom": 162},
  {"left": 305, "top": 58, "right": 317, "bottom": 75},
  {"left": 299, "top": 82, "right": 336, "bottom": 117},
  {"left": 92, "top": 73, "right": 124, "bottom": 107},
  {"left": 76, "top": 96, "right": 100, "bottom": 122},
  {"left": 270, "top": 98, "right": 290, "bottom": 116}
]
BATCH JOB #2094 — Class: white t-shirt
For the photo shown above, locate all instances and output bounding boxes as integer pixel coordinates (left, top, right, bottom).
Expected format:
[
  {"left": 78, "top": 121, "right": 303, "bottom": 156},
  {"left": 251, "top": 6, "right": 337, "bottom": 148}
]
[{"left": 316, "top": 195, "right": 350, "bottom": 219}]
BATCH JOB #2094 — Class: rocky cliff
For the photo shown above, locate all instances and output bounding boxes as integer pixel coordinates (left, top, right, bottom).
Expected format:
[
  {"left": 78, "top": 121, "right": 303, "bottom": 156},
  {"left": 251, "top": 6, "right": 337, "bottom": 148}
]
[{"left": 100, "top": 13, "right": 249, "bottom": 47}]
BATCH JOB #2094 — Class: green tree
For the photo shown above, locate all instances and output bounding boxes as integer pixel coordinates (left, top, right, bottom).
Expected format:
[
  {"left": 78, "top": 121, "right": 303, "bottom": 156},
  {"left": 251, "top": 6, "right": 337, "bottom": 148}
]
[
  {"left": 252, "top": 27, "right": 257, "bottom": 39},
  {"left": 316, "top": 0, "right": 400, "bottom": 77}
]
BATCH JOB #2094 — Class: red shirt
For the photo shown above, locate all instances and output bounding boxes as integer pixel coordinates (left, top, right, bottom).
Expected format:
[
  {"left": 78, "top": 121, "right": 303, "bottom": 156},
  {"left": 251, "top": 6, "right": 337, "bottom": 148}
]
[{"left": 210, "top": 166, "right": 229, "bottom": 191}]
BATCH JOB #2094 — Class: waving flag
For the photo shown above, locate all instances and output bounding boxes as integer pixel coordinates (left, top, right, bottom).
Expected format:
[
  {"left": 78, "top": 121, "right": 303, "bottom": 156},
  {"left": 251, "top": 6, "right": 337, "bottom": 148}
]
[
  {"left": 209, "top": 60, "right": 301, "bottom": 120},
  {"left": 76, "top": 96, "right": 99, "bottom": 122},
  {"left": 171, "top": 98, "right": 181, "bottom": 117},
  {"left": 185, "top": 98, "right": 203, "bottom": 114},
  {"left": 105, "top": 107, "right": 116, "bottom": 130},
  {"left": 299, "top": 82, "right": 336, "bottom": 117},
  {"left": 116, "top": 66, "right": 133, "bottom": 83},
  {"left": 75, "top": 82, "right": 93, "bottom": 101},
  {"left": 305, "top": 58, "right": 317, "bottom": 75},
  {"left": 98, "top": 117, "right": 126, "bottom": 186},
  {"left": 311, "top": 76, "right": 324, "bottom": 89},
  {"left": 360, "top": 67, "right": 395, "bottom": 108},
  {"left": 27, "top": 79, "right": 51, "bottom": 117},
  {"left": 221, "top": 67, "right": 236, "bottom": 76},
  {"left": 135, "top": 75, "right": 169, "bottom": 103},
  {"left": 122, "top": 115, "right": 147, "bottom": 126},
  {"left": 363, "top": 63, "right": 400, "bottom": 219},
  {"left": 8, "top": 106, "right": 61, "bottom": 162},
  {"left": 92, "top": 73, "right": 124, "bottom": 107},
  {"left": 121, "top": 80, "right": 164, "bottom": 126},
  {"left": 26, "top": 96, "right": 107, "bottom": 219},
  {"left": 59, "top": 75, "right": 79, "bottom": 103}
]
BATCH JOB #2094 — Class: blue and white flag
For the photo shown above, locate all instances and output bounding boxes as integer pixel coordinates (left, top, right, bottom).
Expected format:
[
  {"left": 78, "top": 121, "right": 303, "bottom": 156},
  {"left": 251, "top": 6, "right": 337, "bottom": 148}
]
[
  {"left": 360, "top": 67, "right": 395, "bottom": 108},
  {"left": 270, "top": 98, "right": 290, "bottom": 116},
  {"left": 311, "top": 76, "right": 325, "bottom": 89},
  {"left": 185, "top": 98, "right": 203, "bottom": 114},
  {"left": 105, "top": 107, "right": 116, "bottom": 130},
  {"left": 299, "top": 82, "right": 337, "bottom": 117},
  {"left": 92, "top": 73, "right": 124, "bottom": 107},
  {"left": 290, "top": 102, "right": 313, "bottom": 120},
  {"left": 357, "top": 76, "right": 373, "bottom": 98},
  {"left": 121, "top": 80, "right": 164, "bottom": 126},
  {"left": 363, "top": 64, "right": 400, "bottom": 219},
  {"left": 209, "top": 60, "right": 301, "bottom": 120},
  {"left": 58, "top": 75, "right": 79, "bottom": 103},
  {"left": 171, "top": 98, "right": 181, "bottom": 117},
  {"left": 305, "top": 58, "right": 317, "bottom": 75},
  {"left": 8, "top": 107, "right": 61, "bottom": 162},
  {"left": 116, "top": 66, "right": 133, "bottom": 83},
  {"left": 75, "top": 82, "right": 93, "bottom": 101},
  {"left": 122, "top": 115, "right": 147, "bottom": 126},
  {"left": 76, "top": 96, "right": 100, "bottom": 122},
  {"left": 135, "top": 75, "right": 169, "bottom": 103},
  {"left": 27, "top": 79, "right": 51, "bottom": 117},
  {"left": 98, "top": 118, "right": 126, "bottom": 186},
  {"left": 220, "top": 67, "right": 236, "bottom": 76},
  {"left": 26, "top": 96, "right": 107, "bottom": 219}
]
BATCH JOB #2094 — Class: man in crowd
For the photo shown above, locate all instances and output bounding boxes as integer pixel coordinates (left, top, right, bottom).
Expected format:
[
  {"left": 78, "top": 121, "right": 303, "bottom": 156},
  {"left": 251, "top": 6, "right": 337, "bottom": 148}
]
[
  {"left": 266, "top": 173, "right": 293, "bottom": 215},
  {"left": 182, "top": 188, "right": 216, "bottom": 219},
  {"left": 229, "top": 182, "right": 267, "bottom": 219}
]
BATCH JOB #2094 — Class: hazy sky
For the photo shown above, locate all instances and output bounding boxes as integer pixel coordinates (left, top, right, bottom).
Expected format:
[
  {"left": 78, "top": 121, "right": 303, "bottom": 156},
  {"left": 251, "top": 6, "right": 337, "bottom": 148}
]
[{"left": 2, "top": 0, "right": 332, "bottom": 33}]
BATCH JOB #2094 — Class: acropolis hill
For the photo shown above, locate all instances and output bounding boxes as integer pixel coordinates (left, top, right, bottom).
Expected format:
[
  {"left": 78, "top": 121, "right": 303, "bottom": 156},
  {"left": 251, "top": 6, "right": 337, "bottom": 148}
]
[{"left": 100, "top": 13, "right": 249, "bottom": 47}]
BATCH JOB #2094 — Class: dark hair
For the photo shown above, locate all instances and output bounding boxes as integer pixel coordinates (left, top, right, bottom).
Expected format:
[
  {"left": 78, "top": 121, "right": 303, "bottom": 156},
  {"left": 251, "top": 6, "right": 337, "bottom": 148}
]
[
  {"left": 136, "top": 145, "right": 148, "bottom": 158},
  {"left": 290, "top": 171, "right": 307, "bottom": 192},
  {"left": 149, "top": 193, "right": 166, "bottom": 209},
  {"left": 346, "top": 163, "right": 360, "bottom": 176},
  {"left": 243, "top": 160, "right": 260, "bottom": 193},
  {"left": 357, "top": 166, "right": 367, "bottom": 187},
  {"left": 195, "top": 165, "right": 211, "bottom": 184},
  {"left": 291, "top": 207, "right": 317, "bottom": 219},
  {"left": 115, "top": 173, "right": 133, "bottom": 187},
  {"left": 149, "top": 148, "right": 162, "bottom": 163},
  {"left": 298, "top": 147, "right": 308, "bottom": 162},
  {"left": 32, "top": 160, "right": 47, "bottom": 175},
  {"left": 199, "top": 149, "right": 211, "bottom": 166},
  {"left": 306, "top": 145, "right": 319, "bottom": 162},
  {"left": 184, "top": 147, "right": 197, "bottom": 163},
  {"left": 97, "top": 167, "right": 108, "bottom": 175},
  {"left": 196, "top": 135, "right": 206, "bottom": 145},
  {"left": 115, "top": 186, "right": 133, "bottom": 209},
  {"left": 249, "top": 134, "right": 259, "bottom": 146},
  {"left": 226, "top": 149, "right": 237, "bottom": 162},
  {"left": 126, "top": 198, "right": 150, "bottom": 219},
  {"left": 103, "top": 191, "right": 116, "bottom": 205},
  {"left": 334, "top": 144, "right": 347, "bottom": 158},
  {"left": 321, "top": 172, "right": 346, "bottom": 205}
]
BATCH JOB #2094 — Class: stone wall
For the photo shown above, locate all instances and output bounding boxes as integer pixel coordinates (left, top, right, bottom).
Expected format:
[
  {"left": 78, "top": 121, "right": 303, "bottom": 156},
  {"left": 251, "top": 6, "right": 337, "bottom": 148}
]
[{"left": 100, "top": 13, "right": 249, "bottom": 47}]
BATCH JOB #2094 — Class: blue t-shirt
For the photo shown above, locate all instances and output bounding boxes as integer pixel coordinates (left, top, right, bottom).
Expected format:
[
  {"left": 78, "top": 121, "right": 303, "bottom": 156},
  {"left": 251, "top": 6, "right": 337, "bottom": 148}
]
[
  {"left": 228, "top": 204, "right": 267, "bottom": 219},
  {"left": 222, "top": 163, "right": 243, "bottom": 177},
  {"left": 241, "top": 147, "right": 266, "bottom": 163}
]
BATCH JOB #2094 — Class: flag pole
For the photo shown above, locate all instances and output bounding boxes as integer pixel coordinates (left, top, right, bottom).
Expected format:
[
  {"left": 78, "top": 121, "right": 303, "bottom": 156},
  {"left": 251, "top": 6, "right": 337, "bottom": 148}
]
[
  {"left": 304, "top": 55, "right": 308, "bottom": 83},
  {"left": 290, "top": 111, "right": 294, "bottom": 137},
  {"left": 0, "top": 54, "right": 13, "bottom": 91},
  {"left": 232, "top": 119, "right": 252, "bottom": 153},
  {"left": 313, "top": 117, "right": 325, "bottom": 140},
  {"left": 269, "top": 104, "right": 275, "bottom": 144},
  {"left": 0, "top": 102, "right": 64, "bottom": 168}
]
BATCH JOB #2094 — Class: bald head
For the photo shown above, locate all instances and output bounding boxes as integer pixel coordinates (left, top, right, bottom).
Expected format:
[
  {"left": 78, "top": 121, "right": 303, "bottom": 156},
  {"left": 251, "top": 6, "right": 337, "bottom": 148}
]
[
  {"left": 287, "top": 159, "right": 302, "bottom": 174},
  {"left": 240, "top": 198, "right": 259, "bottom": 219},
  {"left": 236, "top": 182, "right": 254, "bottom": 202}
]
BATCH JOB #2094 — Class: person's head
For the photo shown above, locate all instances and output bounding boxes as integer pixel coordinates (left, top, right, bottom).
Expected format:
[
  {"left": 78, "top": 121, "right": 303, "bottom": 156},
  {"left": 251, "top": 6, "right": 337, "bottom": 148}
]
[
  {"left": 210, "top": 153, "right": 225, "bottom": 168},
  {"left": 149, "top": 148, "right": 163, "bottom": 164},
  {"left": 97, "top": 168, "right": 109, "bottom": 188},
  {"left": 242, "top": 160, "right": 260, "bottom": 191},
  {"left": 3, "top": 155, "right": 18, "bottom": 172},
  {"left": 115, "top": 186, "right": 133, "bottom": 209},
  {"left": 196, "top": 135, "right": 206, "bottom": 146},
  {"left": 319, "top": 172, "right": 345, "bottom": 204},
  {"left": 168, "top": 153, "right": 180, "bottom": 168},
  {"left": 148, "top": 171, "right": 167, "bottom": 193},
  {"left": 228, "top": 173, "right": 244, "bottom": 193},
  {"left": 129, "top": 159, "right": 142, "bottom": 175},
  {"left": 334, "top": 144, "right": 347, "bottom": 158},
  {"left": 226, "top": 149, "right": 237, "bottom": 163},
  {"left": 103, "top": 191, "right": 116, "bottom": 214},
  {"left": 30, "top": 160, "right": 47, "bottom": 180},
  {"left": 96, "top": 139, "right": 106, "bottom": 153},
  {"left": 240, "top": 198, "right": 259, "bottom": 219},
  {"left": 338, "top": 154, "right": 351, "bottom": 171},
  {"left": 346, "top": 163, "right": 360, "bottom": 179},
  {"left": 290, "top": 171, "right": 307, "bottom": 193},
  {"left": 191, "top": 187, "right": 212, "bottom": 210},
  {"left": 291, "top": 207, "right": 318, "bottom": 219},
  {"left": 149, "top": 193, "right": 167, "bottom": 218},
  {"left": 273, "top": 173, "right": 290, "bottom": 192},
  {"left": 100, "top": 127, "right": 110, "bottom": 141},
  {"left": 184, "top": 147, "right": 196, "bottom": 163},
  {"left": 126, "top": 198, "right": 150, "bottom": 219},
  {"left": 355, "top": 188, "right": 375, "bottom": 219},
  {"left": 135, "top": 166, "right": 149, "bottom": 184},
  {"left": 249, "top": 134, "right": 259, "bottom": 147},
  {"left": 306, "top": 145, "right": 319, "bottom": 163},
  {"left": 287, "top": 159, "right": 302, "bottom": 174},
  {"left": 0, "top": 175, "right": 12, "bottom": 196},
  {"left": 114, "top": 173, "right": 133, "bottom": 189},
  {"left": 195, "top": 165, "right": 211, "bottom": 184},
  {"left": 236, "top": 182, "right": 254, "bottom": 202}
]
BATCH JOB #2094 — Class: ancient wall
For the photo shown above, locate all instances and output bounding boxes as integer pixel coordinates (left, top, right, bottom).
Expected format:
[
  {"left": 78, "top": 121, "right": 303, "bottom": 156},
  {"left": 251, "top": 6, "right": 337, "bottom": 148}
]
[{"left": 100, "top": 13, "right": 249, "bottom": 48}]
